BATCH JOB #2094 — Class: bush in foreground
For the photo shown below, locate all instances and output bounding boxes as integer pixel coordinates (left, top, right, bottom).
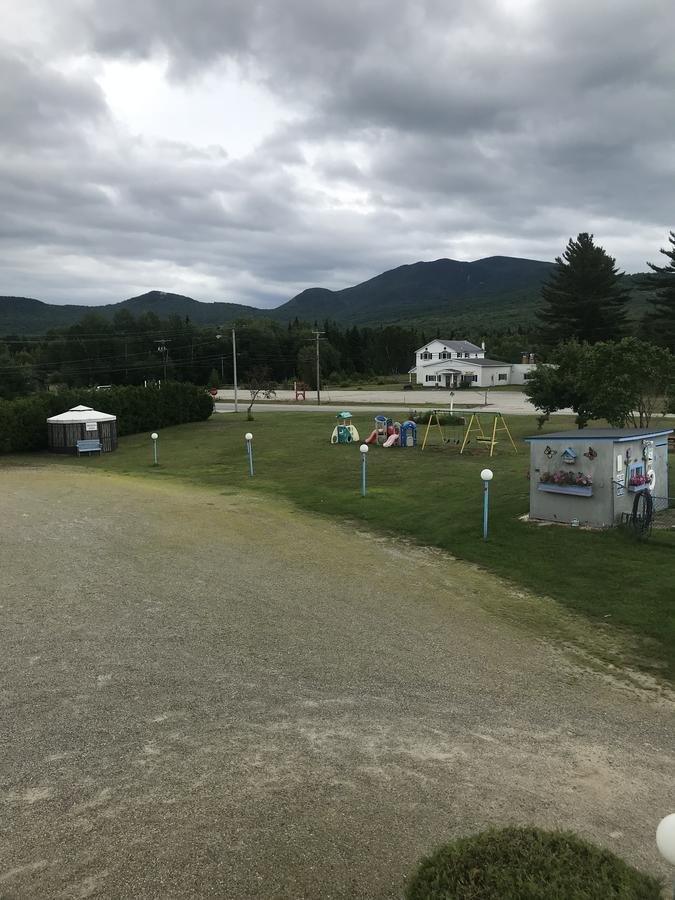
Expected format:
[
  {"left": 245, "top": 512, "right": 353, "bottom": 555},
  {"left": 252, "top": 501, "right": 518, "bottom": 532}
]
[{"left": 405, "top": 827, "right": 662, "bottom": 900}]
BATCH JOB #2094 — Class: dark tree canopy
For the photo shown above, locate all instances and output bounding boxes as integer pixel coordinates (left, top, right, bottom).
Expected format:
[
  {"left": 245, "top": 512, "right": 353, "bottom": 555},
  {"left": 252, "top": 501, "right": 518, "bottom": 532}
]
[
  {"left": 538, "top": 233, "right": 630, "bottom": 345},
  {"left": 641, "top": 229, "right": 675, "bottom": 351}
]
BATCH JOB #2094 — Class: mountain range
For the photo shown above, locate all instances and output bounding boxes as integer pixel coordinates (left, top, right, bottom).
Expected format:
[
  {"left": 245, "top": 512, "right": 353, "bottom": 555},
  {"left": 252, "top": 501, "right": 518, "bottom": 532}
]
[{"left": 1, "top": 255, "right": 559, "bottom": 334}]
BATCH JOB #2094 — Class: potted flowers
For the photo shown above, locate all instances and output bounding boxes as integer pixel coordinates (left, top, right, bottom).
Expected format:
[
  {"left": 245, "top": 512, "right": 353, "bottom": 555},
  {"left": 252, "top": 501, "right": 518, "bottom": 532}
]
[
  {"left": 538, "top": 470, "right": 593, "bottom": 496},
  {"left": 628, "top": 472, "right": 649, "bottom": 492}
]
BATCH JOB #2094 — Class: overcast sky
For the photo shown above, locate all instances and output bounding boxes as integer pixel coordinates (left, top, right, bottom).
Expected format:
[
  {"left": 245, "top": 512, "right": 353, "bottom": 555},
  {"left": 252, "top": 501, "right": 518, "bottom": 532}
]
[{"left": 1, "top": 0, "right": 674, "bottom": 308}]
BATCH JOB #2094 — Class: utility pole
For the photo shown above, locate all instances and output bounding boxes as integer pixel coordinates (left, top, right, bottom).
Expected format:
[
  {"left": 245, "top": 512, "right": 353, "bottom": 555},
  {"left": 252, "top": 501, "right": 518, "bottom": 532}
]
[
  {"left": 156, "top": 340, "right": 171, "bottom": 381},
  {"left": 232, "top": 328, "right": 239, "bottom": 413},
  {"left": 312, "top": 331, "right": 325, "bottom": 405}
]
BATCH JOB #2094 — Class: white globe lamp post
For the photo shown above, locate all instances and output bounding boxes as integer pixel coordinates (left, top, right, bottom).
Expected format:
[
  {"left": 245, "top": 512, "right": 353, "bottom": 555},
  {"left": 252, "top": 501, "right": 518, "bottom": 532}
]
[
  {"left": 245, "top": 432, "right": 254, "bottom": 477},
  {"left": 657, "top": 814, "right": 675, "bottom": 899},
  {"left": 151, "top": 432, "right": 159, "bottom": 466},
  {"left": 480, "top": 468, "right": 493, "bottom": 540},
  {"left": 360, "top": 443, "right": 369, "bottom": 497}
]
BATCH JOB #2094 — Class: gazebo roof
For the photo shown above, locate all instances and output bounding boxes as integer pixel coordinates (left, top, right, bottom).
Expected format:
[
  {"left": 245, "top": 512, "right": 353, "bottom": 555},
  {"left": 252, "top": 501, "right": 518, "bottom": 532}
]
[{"left": 46, "top": 405, "right": 117, "bottom": 424}]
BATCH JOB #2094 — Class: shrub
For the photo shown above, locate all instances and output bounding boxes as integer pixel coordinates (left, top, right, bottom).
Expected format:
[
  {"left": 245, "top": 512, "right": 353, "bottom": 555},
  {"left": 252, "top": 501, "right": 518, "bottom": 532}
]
[
  {"left": 405, "top": 827, "right": 662, "bottom": 900},
  {"left": 0, "top": 382, "right": 214, "bottom": 454},
  {"left": 412, "top": 412, "right": 466, "bottom": 427}
]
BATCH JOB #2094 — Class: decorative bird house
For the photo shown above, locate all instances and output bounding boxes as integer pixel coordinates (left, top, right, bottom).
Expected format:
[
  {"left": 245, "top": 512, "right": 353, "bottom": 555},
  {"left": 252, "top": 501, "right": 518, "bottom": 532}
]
[{"left": 560, "top": 447, "right": 577, "bottom": 465}]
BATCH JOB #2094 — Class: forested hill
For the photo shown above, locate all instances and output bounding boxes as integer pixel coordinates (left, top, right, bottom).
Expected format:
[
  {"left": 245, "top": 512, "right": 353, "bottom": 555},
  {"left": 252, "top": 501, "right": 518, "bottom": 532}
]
[
  {"left": 0, "top": 292, "right": 263, "bottom": 334},
  {"left": 274, "top": 256, "right": 554, "bottom": 325},
  {"left": 3, "top": 256, "right": 563, "bottom": 335}
]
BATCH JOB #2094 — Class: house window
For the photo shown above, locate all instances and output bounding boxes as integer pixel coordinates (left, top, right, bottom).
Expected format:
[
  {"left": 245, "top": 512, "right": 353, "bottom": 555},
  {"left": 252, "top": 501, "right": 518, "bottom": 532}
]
[
  {"left": 464, "top": 353, "right": 470, "bottom": 358},
  {"left": 420, "top": 351, "right": 432, "bottom": 360},
  {"left": 425, "top": 375, "right": 437, "bottom": 382},
  {"left": 439, "top": 351, "right": 451, "bottom": 359},
  {"left": 469, "top": 374, "right": 478, "bottom": 382},
  {"left": 498, "top": 373, "right": 507, "bottom": 381}
]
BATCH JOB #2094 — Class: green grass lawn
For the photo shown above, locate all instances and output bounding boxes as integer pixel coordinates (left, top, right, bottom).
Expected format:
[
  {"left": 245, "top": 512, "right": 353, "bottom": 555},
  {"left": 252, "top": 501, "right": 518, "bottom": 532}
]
[{"left": 8, "top": 411, "right": 675, "bottom": 682}]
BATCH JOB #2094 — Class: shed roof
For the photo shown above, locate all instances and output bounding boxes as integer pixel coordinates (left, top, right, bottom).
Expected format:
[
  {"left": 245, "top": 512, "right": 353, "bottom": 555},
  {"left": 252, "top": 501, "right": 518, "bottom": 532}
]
[
  {"left": 526, "top": 427, "right": 673, "bottom": 443},
  {"left": 47, "top": 405, "right": 116, "bottom": 424}
]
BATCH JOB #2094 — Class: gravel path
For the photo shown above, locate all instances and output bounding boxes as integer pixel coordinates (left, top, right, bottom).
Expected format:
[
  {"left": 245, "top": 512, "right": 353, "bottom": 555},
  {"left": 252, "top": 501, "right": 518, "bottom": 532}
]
[{"left": 1, "top": 468, "right": 673, "bottom": 899}]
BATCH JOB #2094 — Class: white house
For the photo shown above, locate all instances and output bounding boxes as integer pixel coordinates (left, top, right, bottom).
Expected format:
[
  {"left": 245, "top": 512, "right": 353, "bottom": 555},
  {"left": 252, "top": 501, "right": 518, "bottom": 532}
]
[{"left": 409, "top": 339, "right": 535, "bottom": 388}]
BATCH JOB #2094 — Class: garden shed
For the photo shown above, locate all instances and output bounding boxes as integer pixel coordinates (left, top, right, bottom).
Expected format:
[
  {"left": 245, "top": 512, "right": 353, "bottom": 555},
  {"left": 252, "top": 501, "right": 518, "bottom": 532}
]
[
  {"left": 47, "top": 405, "right": 118, "bottom": 453},
  {"left": 526, "top": 427, "right": 672, "bottom": 527}
]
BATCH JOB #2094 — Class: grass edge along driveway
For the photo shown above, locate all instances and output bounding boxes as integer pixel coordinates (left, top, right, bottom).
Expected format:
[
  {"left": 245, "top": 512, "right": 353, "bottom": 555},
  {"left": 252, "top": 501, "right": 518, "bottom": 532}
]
[{"left": 6, "top": 411, "right": 675, "bottom": 684}]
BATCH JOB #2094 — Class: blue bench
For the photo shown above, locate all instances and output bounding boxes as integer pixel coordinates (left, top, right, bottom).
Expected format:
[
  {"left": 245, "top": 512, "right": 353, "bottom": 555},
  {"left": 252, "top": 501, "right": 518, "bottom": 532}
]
[{"left": 76, "top": 439, "right": 102, "bottom": 456}]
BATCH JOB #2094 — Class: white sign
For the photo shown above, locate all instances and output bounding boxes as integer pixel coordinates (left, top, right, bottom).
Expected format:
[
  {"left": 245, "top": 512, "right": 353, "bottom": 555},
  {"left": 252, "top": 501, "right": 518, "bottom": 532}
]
[
  {"left": 615, "top": 474, "right": 625, "bottom": 497},
  {"left": 85, "top": 422, "right": 98, "bottom": 432}
]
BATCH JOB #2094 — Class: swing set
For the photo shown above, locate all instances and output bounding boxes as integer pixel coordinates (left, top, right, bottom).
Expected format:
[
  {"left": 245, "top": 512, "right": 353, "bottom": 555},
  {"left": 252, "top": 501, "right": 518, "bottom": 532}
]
[{"left": 421, "top": 408, "right": 518, "bottom": 457}]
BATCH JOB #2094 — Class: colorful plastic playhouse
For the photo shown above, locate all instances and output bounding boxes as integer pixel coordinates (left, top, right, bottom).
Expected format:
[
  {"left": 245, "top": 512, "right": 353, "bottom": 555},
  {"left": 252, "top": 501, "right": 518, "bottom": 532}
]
[
  {"left": 330, "top": 411, "right": 360, "bottom": 444},
  {"left": 364, "top": 415, "right": 409, "bottom": 448},
  {"left": 400, "top": 420, "right": 417, "bottom": 447}
]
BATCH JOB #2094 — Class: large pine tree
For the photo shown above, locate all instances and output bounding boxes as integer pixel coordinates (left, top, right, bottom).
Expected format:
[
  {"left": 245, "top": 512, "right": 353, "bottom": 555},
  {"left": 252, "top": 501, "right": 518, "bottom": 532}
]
[
  {"left": 641, "top": 230, "right": 675, "bottom": 351},
  {"left": 538, "top": 233, "right": 630, "bottom": 345}
]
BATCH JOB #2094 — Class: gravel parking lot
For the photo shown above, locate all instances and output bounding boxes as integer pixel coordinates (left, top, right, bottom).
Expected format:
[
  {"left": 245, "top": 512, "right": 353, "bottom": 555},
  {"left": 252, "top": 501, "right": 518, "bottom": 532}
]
[{"left": 1, "top": 468, "right": 673, "bottom": 899}]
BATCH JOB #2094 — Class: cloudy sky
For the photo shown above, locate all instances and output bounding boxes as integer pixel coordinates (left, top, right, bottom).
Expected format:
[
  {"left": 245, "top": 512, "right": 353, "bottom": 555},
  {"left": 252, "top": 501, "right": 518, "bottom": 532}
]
[{"left": 1, "top": 0, "right": 674, "bottom": 308}]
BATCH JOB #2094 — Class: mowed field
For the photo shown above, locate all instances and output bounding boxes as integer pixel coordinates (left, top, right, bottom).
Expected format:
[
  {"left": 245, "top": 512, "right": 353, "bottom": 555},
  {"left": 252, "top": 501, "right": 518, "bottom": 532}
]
[
  {"left": 12, "top": 410, "right": 675, "bottom": 684},
  {"left": 1, "top": 466, "right": 674, "bottom": 899}
]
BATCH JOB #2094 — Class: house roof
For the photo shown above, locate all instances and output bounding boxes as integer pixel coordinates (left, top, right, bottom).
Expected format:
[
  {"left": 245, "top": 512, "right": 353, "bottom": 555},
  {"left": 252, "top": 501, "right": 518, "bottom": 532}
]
[
  {"left": 47, "top": 404, "right": 117, "bottom": 424},
  {"left": 467, "top": 358, "right": 509, "bottom": 367},
  {"left": 416, "top": 340, "right": 483, "bottom": 353},
  {"left": 416, "top": 358, "right": 507, "bottom": 370},
  {"left": 526, "top": 428, "right": 673, "bottom": 442}
]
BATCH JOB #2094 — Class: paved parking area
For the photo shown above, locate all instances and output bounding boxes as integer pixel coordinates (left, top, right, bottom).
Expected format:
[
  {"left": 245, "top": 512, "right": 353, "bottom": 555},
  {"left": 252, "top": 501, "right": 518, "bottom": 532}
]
[{"left": 1, "top": 468, "right": 673, "bottom": 898}]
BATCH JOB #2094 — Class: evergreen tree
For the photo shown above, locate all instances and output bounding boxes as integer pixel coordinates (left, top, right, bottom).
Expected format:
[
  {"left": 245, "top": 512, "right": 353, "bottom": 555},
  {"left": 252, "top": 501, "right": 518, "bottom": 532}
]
[
  {"left": 538, "top": 233, "right": 630, "bottom": 345},
  {"left": 640, "top": 230, "right": 675, "bottom": 351}
]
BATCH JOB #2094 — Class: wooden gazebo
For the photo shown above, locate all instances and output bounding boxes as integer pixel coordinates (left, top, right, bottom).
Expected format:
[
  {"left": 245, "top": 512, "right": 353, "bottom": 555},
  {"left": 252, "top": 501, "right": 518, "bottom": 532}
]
[{"left": 47, "top": 405, "right": 118, "bottom": 453}]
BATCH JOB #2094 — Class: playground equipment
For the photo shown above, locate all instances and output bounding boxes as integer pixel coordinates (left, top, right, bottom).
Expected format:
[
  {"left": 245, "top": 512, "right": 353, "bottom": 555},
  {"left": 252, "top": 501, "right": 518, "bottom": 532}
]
[
  {"left": 382, "top": 422, "right": 401, "bottom": 447},
  {"left": 400, "top": 420, "right": 417, "bottom": 447},
  {"left": 365, "top": 415, "right": 392, "bottom": 445},
  {"left": 363, "top": 416, "right": 410, "bottom": 448},
  {"left": 330, "top": 411, "right": 360, "bottom": 444},
  {"left": 294, "top": 381, "right": 308, "bottom": 401},
  {"left": 420, "top": 409, "right": 466, "bottom": 450},
  {"left": 459, "top": 410, "right": 517, "bottom": 457}
]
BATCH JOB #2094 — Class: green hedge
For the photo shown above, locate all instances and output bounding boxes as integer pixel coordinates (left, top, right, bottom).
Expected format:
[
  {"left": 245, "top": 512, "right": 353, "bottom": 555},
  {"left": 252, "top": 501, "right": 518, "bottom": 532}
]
[
  {"left": 0, "top": 383, "right": 214, "bottom": 453},
  {"left": 405, "top": 827, "right": 662, "bottom": 900},
  {"left": 412, "top": 411, "right": 466, "bottom": 426}
]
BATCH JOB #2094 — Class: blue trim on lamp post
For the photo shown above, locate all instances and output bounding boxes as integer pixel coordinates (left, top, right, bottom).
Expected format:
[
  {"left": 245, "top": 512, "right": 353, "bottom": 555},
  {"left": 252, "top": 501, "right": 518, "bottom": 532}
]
[
  {"left": 359, "top": 443, "right": 368, "bottom": 497},
  {"left": 151, "top": 432, "right": 158, "bottom": 466},
  {"left": 481, "top": 468, "right": 493, "bottom": 539},
  {"left": 245, "top": 432, "right": 254, "bottom": 477}
]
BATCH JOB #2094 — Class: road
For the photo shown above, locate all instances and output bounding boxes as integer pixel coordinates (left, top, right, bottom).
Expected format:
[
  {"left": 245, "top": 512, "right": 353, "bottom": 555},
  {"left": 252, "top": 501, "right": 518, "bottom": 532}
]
[
  {"left": 215, "top": 388, "right": 571, "bottom": 415},
  {"left": 1, "top": 469, "right": 673, "bottom": 898}
]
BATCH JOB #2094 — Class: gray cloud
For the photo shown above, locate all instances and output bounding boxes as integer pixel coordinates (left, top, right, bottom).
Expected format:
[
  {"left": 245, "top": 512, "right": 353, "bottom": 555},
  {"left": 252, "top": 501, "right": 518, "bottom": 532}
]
[{"left": 1, "top": 0, "right": 675, "bottom": 308}]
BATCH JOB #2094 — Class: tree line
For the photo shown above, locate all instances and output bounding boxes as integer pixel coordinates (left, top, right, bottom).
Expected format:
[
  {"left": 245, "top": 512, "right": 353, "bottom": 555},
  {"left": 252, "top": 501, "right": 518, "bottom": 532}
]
[
  {"left": 527, "top": 230, "right": 675, "bottom": 426},
  {"left": 0, "top": 312, "right": 435, "bottom": 399}
]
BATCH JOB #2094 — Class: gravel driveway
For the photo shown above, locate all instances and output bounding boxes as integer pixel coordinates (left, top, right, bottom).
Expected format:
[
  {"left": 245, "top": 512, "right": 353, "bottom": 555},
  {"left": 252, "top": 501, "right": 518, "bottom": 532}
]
[{"left": 1, "top": 468, "right": 673, "bottom": 899}]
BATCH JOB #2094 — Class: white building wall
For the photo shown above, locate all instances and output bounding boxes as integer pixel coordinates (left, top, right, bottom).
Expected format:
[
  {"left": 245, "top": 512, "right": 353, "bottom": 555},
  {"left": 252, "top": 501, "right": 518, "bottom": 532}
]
[
  {"left": 510, "top": 363, "right": 536, "bottom": 385},
  {"left": 472, "top": 366, "right": 512, "bottom": 388}
]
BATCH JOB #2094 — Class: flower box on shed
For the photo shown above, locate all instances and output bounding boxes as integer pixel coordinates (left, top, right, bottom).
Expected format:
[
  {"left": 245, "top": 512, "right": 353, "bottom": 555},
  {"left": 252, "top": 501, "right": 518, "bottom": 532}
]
[{"left": 537, "top": 483, "right": 593, "bottom": 497}]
